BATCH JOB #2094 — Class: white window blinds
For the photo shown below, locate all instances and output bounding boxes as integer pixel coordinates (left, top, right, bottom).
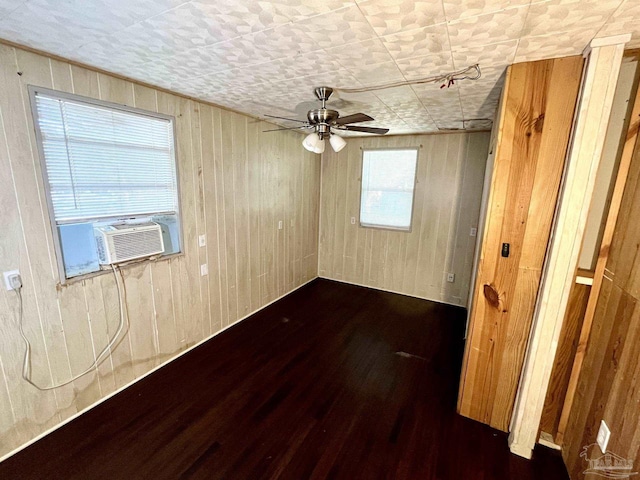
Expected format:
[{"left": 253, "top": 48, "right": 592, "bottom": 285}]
[
  {"left": 360, "top": 149, "right": 418, "bottom": 230},
  {"left": 33, "top": 92, "right": 178, "bottom": 223}
]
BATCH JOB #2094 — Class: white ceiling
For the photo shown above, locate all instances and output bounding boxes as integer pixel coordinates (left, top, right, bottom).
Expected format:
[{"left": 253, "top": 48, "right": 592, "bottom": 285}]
[{"left": 0, "top": 0, "right": 638, "bottom": 135}]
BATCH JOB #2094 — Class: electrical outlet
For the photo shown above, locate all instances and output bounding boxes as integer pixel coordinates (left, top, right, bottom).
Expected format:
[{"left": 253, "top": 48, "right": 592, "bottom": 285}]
[
  {"left": 278, "top": 220, "right": 283, "bottom": 230},
  {"left": 200, "top": 264, "right": 208, "bottom": 276},
  {"left": 351, "top": 217, "right": 356, "bottom": 225},
  {"left": 198, "top": 234, "right": 206, "bottom": 247},
  {"left": 3, "top": 270, "right": 21, "bottom": 291},
  {"left": 597, "top": 420, "right": 611, "bottom": 453},
  {"left": 470, "top": 227, "right": 477, "bottom": 237},
  {"left": 447, "top": 273, "right": 455, "bottom": 283}
]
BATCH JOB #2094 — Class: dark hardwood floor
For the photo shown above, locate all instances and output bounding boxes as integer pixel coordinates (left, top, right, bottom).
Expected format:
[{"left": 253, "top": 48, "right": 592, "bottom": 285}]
[{"left": 0, "top": 279, "right": 569, "bottom": 479}]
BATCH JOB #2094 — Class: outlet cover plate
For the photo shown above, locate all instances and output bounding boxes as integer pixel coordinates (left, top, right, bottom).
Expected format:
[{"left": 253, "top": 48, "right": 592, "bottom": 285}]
[
  {"left": 3, "top": 270, "right": 19, "bottom": 291},
  {"left": 597, "top": 420, "right": 611, "bottom": 453},
  {"left": 447, "top": 273, "right": 455, "bottom": 283}
]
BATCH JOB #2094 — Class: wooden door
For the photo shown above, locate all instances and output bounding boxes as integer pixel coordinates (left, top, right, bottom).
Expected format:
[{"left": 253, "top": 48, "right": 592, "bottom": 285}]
[{"left": 457, "top": 56, "right": 584, "bottom": 431}]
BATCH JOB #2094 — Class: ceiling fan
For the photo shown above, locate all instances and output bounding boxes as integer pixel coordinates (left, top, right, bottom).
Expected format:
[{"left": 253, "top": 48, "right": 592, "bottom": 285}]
[{"left": 263, "top": 86, "right": 390, "bottom": 154}]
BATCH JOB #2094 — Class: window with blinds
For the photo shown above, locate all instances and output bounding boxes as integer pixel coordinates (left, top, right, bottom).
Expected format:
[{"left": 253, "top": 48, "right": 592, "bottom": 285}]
[
  {"left": 360, "top": 148, "right": 418, "bottom": 231},
  {"left": 29, "top": 87, "right": 181, "bottom": 280}
]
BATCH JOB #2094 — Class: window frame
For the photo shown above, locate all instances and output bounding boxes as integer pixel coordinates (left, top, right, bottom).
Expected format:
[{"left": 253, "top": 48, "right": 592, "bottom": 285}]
[
  {"left": 28, "top": 85, "right": 184, "bottom": 284},
  {"left": 358, "top": 146, "right": 419, "bottom": 233}
]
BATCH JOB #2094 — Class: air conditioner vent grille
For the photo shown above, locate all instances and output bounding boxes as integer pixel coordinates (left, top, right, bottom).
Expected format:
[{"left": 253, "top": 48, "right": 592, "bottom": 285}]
[
  {"left": 94, "top": 222, "right": 164, "bottom": 264},
  {"left": 112, "top": 230, "right": 163, "bottom": 262}
]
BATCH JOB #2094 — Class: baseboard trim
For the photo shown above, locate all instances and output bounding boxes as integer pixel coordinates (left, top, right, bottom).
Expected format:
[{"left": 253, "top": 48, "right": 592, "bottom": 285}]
[
  {"left": 0, "top": 276, "right": 318, "bottom": 464},
  {"left": 318, "top": 276, "right": 466, "bottom": 309}
]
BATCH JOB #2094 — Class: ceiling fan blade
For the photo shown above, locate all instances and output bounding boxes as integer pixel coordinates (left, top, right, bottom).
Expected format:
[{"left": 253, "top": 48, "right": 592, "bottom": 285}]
[
  {"left": 343, "top": 126, "right": 390, "bottom": 135},
  {"left": 262, "top": 125, "right": 311, "bottom": 133},
  {"left": 263, "top": 114, "right": 307, "bottom": 123},
  {"left": 334, "top": 113, "right": 374, "bottom": 125}
]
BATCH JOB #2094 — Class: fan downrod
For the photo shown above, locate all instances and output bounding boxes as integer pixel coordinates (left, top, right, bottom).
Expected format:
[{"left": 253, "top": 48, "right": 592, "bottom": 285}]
[{"left": 314, "top": 86, "right": 333, "bottom": 107}]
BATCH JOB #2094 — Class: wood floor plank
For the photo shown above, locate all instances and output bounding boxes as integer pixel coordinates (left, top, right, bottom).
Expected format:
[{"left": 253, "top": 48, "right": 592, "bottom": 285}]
[{"left": 0, "top": 280, "right": 569, "bottom": 480}]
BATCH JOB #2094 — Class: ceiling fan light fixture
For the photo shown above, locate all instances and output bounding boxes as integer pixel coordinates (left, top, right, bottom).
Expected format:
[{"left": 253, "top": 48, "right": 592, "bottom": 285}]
[
  {"left": 329, "top": 134, "right": 347, "bottom": 153},
  {"left": 313, "top": 139, "right": 325, "bottom": 154},
  {"left": 303, "top": 132, "right": 321, "bottom": 152}
]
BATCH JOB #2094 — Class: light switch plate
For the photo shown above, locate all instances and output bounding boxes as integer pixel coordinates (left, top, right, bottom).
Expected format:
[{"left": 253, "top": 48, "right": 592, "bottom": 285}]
[
  {"left": 278, "top": 220, "right": 283, "bottom": 230},
  {"left": 597, "top": 420, "right": 611, "bottom": 453},
  {"left": 200, "top": 264, "right": 208, "bottom": 276},
  {"left": 198, "top": 234, "right": 206, "bottom": 247},
  {"left": 351, "top": 217, "right": 356, "bottom": 225}
]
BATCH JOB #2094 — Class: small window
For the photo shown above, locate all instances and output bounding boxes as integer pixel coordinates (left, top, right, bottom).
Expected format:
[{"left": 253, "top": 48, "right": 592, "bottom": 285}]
[
  {"left": 30, "top": 87, "right": 181, "bottom": 280},
  {"left": 360, "top": 148, "right": 418, "bottom": 231}
]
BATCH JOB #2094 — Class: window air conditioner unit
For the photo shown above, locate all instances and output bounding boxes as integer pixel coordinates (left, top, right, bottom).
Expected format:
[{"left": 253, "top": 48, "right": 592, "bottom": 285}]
[{"left": 94, "top": 222, "right": 164, "bottom": 265}]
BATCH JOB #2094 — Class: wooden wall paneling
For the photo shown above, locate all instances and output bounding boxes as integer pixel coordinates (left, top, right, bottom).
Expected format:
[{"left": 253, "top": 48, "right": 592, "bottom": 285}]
[
  {"left": 561, "top": 111, "right": 640, "bottom": 476},
  {"left": 318, "top": 132, "right": 488, "bottom": 305},
  {"left": 295, "top": 135, "right": 304, "bottom": 285},
  {"left": 233, "top": 114, "right": 251, "bottom": 319},
  {"left": 200, "top": 105, "right": 223, "bottom": 333},
  {"left": 275, "top": 131, "right": 285, "bottom": 298},
  {"left": 540, "top": 282, "right": 591, "bottom": 438},
  {"left": 332, "top": 146, "right": 348, "bottom": 281},
  {"left": 307, "top": 148, "right": 321, "bottom": 281},
  {"left": 556, "top": 52, "right": 640, "bottom": 446},
  {"left": 259, "top": 122, "right": 275, "bottom": 304},
  {"left": 458, "top": 57, "right": 583, "bottom": 432},
  {"left": 246, "top": 119, "right": 261, "bottom": 312},
  {"left": 0, "top": 43, "right": 322, "bottom": 459},
  {"left": 509, "top": 39, "right": 628, "bottom": 459},
  {"left": 450, "top": 134, "right": 491, "bottom": 303},
  {"left": 318, "top": 146, "right": 334, "bottom": 277},
  {"left": 190, "top": 100, "right": 211, "bottom": 339},
  {"left": 403, "top": 139, "right": 431, "bottom": 295},
  {"left": 178, "top": 96, "right": 205, "bottom": 346},
  {"left": 416, "top": 135, "right": 446, "bottom": 300},
  {"left": 7, "top": 47, "right": 77, "bottom": 415},
  {"left": 211, "top": 107, "right": 230, "bottom": 327},
  {"left": 436, "top": 135, "right": 465, "bottom": 301},
  {"left": 132, "top": 84, "right": 179, "bottom": 358}
]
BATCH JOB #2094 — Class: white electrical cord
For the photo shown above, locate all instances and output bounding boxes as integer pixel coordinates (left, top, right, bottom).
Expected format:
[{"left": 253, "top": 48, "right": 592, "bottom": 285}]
[
  {"left": 337, "top": 64, "right": 482, "bottom": 94},
  {"left": 14, "top": 264, "right": 128, "bottom": 390}
]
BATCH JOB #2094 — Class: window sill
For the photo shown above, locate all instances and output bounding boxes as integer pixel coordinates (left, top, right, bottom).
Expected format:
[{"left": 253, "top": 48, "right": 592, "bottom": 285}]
[{"left": 57, "top": 252, "right": 184, "bottom": 288}]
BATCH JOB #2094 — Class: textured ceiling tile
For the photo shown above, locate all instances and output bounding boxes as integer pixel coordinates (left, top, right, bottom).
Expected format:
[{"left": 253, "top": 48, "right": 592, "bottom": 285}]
[
  {"left": 137, "top": 1, "right": 289, "bottom": 49},
  {"left": 447, "top": 6, "right": 529, "bottom": 47},
  {"left": 463, "top": 118, "right": 493, "bottom": 129},
  {"left": 287, "top": 5, "right": 378, "bottom": 49},
  {"left": 416, "top": 85, "right": 461, "bottom": 109},
  {"left": 522, "top": 0, "right": 623, "bottom": 38},
  {"left": 270, "top": 0, "right": 356, "bottom": 21},
  {"left": 357, "top": 0, "right": 447, "bottom": 36},
  {"left": 380, "top": 22, "right": 450, "bottom": 60},
  {"left": 395, "top": 52, "right": 455, "bottom": 80},
  {"left": 4, "top": 0, "right": 638, "bottom": 136},
  {"left": 443, "top": 0, "right": 531, "bottom": 22},
  {"left": 373, "top": 85, "right": 420, "bottom": 103},
  {"left": 451, "top": 39, "right": 517, "bottom": 69},
  {"left": 0, "top": 0, "right": 182, "bottom": 53},
  {"left": 191, "top": 23, "right": 317, "bottom": 70},
  {"left": 323, "top": 38, "right": 395, "bottom": 68},
  {"left": 0, "top": 0, "right": 25, "bottom": 20},
  {"left": 597, "top": 0, "right": 640, "bottom": 47},
  {"left": 515, "top": 27, "right": 595, "bottom": 62},
  {"left": 345, "top": 61, "right": 406, "bottom": 86}
]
